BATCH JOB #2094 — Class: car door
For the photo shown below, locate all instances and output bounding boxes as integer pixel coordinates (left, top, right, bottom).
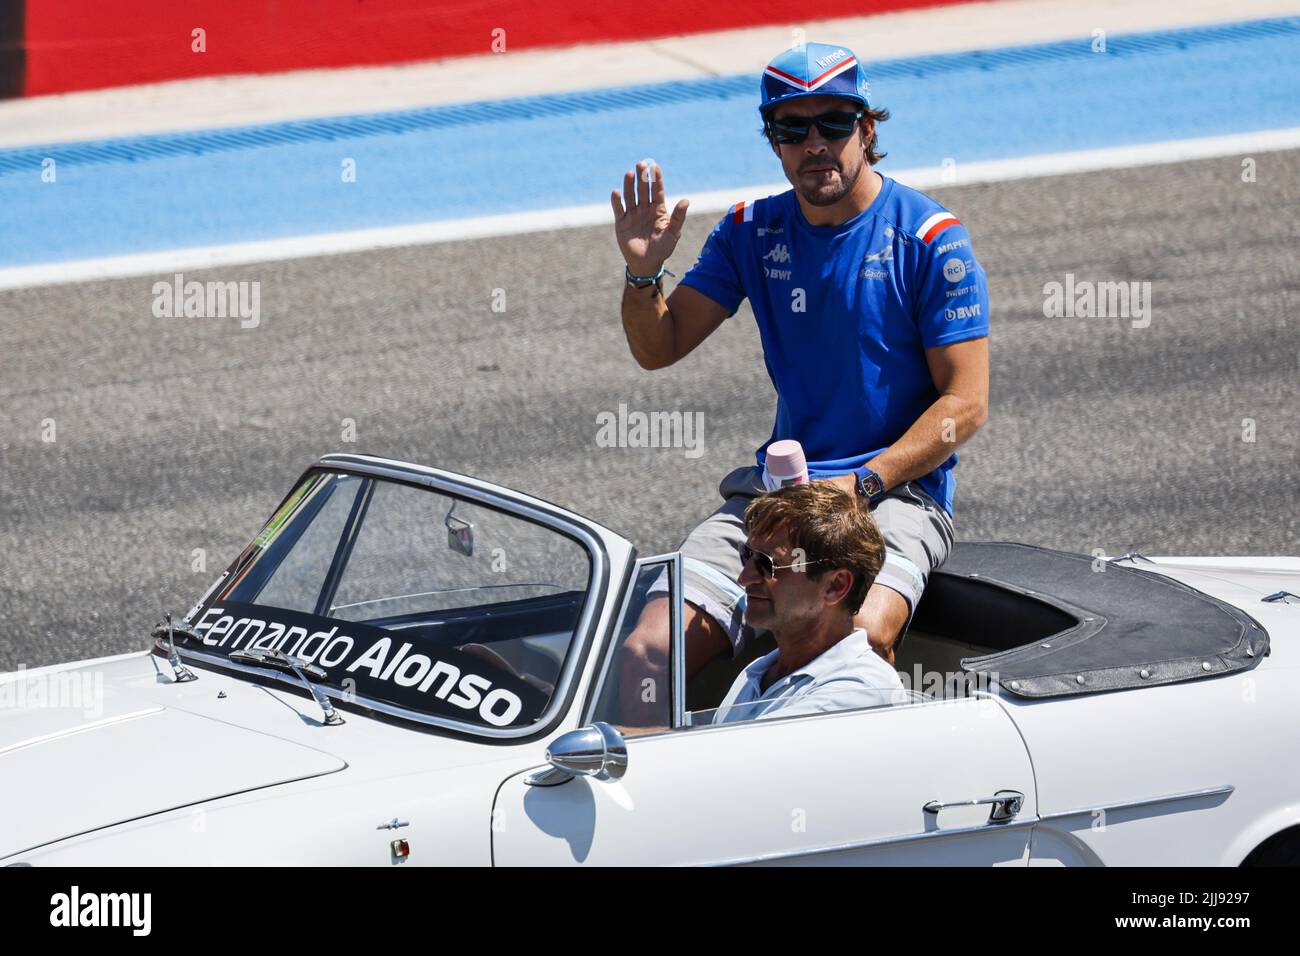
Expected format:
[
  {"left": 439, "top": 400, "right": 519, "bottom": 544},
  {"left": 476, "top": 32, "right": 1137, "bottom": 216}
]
[{"left": 492, "top": 555, "right": 1038, "bottom": 866}]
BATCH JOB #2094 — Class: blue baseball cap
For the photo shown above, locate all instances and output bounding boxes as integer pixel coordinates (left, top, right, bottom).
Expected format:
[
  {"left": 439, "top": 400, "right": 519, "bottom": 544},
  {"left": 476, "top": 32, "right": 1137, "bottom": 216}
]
[{"left": 760, "top": 42, "right": 871, "bottom": 117}]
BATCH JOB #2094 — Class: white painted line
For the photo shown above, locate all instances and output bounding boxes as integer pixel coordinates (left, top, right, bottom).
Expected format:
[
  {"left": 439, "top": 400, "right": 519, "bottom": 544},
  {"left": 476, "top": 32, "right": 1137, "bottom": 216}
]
[
  {"left": 3, "top": 126, "right": 1297, "bottom": 292},
  {"left": 894, "top": 127, "right": 1300, "bottom": 187}
]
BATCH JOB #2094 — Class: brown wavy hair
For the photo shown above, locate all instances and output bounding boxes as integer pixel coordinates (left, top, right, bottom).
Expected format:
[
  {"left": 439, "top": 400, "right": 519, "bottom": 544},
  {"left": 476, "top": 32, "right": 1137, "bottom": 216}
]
[{"left": 743, "top": 481, "right": 885, "bottom": 614}]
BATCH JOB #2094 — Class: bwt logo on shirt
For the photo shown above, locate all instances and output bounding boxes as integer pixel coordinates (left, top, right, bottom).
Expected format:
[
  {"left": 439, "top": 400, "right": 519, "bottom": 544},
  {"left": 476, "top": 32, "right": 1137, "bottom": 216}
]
[
  {"left": 763, "top": 244, "right": 792, "bottom": 264},
  {"left": 945, "top": 304, "right": 982, "bottom": 321}
]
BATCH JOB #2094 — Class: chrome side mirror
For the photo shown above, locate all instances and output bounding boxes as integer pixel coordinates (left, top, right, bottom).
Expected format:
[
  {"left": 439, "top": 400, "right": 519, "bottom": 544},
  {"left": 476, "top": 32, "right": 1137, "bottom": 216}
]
[{"left": 525, "top": 722, "right": 627, "bottom": 787}]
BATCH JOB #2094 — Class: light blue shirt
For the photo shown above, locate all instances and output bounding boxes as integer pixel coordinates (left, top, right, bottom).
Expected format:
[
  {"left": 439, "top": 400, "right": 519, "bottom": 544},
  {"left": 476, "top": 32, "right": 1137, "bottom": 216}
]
[{"left": 710, "top": 629, "right": 906, "bottom": 724}]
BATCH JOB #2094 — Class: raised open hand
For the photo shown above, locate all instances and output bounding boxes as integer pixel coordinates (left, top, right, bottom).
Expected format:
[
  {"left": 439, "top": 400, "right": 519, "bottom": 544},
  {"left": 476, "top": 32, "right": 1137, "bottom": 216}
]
[{"left": 611, "top": 160, "right": 690, "bottom": 277}]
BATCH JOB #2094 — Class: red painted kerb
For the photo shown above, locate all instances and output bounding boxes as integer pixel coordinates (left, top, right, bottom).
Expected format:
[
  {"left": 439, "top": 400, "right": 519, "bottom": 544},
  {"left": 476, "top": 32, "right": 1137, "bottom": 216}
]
[{"left": 15, "top": 0, "right": 974, "bottom": 97}]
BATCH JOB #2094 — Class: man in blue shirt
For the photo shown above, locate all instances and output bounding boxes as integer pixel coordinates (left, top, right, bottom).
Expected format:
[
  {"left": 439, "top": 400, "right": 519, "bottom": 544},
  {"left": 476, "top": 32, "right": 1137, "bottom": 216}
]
[{"left": 610, "top": 42, "right": 989, "bottom": 712}]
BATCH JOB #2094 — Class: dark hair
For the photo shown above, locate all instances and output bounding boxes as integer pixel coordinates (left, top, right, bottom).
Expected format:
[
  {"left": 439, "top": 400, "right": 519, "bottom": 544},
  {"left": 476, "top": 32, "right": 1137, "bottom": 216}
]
[
  {"left": 743, "top": 481, "right": 885, "bottom": 614},
  {"left": 759, "top": 103, "right": 891, "bottom": 166}
]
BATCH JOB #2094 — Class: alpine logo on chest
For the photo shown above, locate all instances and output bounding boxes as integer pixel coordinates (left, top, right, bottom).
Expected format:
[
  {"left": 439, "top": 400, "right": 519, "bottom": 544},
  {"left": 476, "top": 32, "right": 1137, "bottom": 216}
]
[{"left": 860, "top": 225, "right": 899, "bottom": 281}]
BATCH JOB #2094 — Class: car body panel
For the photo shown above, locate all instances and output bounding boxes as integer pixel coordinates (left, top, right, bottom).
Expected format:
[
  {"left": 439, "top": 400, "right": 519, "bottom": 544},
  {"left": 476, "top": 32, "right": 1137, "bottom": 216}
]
[
  {"left": 5, "top": 757, "right": 523, "bottom": 866},
  {"left": 1012, "top": 559, "right": 1300, "bottom": 865},
  {"left": 0, "top": 677, "right": 345, "bottom": 858},
  {"left": 493, "top": 696, "right": 1037, "bottom": 866},
  {"left": 0, "top": 650, "right": 553, "bottom": 864}
]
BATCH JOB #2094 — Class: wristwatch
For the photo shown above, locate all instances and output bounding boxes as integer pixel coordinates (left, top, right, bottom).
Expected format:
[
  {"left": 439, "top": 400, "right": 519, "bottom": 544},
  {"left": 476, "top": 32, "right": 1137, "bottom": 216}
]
[{"left": 853, "top": 465, "right": 886, "bottom": 505}]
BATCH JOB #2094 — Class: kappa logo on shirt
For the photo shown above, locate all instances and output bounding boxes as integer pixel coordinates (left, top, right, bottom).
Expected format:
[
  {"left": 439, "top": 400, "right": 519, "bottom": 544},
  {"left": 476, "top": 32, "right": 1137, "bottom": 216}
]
[{"left": 763, "top": 243, "right": 792, "bottom": 264}]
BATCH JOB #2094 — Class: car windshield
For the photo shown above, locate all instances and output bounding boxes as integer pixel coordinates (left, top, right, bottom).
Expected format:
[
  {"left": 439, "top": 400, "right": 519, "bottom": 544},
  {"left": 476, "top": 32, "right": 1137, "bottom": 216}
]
[{"left": 182, "top": 469, "right": 594, "bottom": 733}]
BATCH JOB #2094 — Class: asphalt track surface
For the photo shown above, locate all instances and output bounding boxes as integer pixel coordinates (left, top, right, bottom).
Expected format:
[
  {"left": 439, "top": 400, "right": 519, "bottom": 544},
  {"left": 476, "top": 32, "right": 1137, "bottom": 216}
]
[{"left": 2, "top": 150, "right": 1297, "bottom": 670}]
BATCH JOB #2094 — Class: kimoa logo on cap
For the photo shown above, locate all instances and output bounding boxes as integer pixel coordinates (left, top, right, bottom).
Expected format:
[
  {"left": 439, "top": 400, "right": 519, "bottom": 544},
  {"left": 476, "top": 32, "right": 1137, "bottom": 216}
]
[{"left": 815, "top": 49, "right": 848, "bottom": 69}]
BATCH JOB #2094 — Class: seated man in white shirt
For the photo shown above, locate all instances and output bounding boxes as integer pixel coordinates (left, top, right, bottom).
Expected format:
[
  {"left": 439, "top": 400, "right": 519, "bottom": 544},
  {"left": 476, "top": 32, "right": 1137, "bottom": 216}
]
[{"left": 712, "top": 481, "right": 906, "bottom": 724}]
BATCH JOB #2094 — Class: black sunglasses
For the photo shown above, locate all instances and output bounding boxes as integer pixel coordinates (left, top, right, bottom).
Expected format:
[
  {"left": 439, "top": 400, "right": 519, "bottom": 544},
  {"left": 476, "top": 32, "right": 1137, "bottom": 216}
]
[
  {"left": 739, "top": 542, "right": 828, "bottom": 579},
  {"left": 766, "top": 109, "right": 864, "bottom": 145}
]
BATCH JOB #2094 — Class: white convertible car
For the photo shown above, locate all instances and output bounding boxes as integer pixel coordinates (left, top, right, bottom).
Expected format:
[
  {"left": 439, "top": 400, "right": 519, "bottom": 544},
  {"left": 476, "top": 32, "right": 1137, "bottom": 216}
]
[{"left": 3, "top": 453, "right": 1297, "bottom": 866}]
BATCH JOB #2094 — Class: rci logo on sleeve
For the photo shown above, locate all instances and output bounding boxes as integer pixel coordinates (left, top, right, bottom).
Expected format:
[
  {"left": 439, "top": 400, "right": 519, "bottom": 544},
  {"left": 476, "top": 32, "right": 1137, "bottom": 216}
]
[
  {"left": 49, "top": 886, "right": 151, "bottom": 936},
  {"left": 941, "top": 258, "right": 968, "bottom": 283}
]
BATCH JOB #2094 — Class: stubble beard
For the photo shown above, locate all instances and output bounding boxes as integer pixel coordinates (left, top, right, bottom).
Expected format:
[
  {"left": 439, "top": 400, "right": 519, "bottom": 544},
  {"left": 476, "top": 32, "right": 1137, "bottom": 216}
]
[{"left": 796, "top": 157, "right": 862, "bottom": 207}]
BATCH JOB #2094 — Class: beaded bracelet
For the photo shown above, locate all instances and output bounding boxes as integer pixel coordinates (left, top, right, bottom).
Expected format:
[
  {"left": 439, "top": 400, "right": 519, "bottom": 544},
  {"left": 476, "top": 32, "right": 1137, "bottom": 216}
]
[{"left": 624, "top": 264, "right": 675, "bottom": 289}]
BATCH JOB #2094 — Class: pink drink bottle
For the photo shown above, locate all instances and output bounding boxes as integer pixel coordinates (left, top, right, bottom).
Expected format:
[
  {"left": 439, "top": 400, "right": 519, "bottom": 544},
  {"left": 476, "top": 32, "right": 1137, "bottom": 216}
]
[{"left": 762, "top": 439, "right": 809, "bottom": 491}]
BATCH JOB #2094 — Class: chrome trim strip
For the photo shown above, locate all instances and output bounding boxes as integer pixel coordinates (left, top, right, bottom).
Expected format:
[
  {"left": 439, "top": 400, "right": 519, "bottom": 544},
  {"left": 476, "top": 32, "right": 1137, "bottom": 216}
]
[
  {"left": 708, "top": 817, "right": 1039, "bottom": 867},
  {"left": 708, "top": 786, "right": 1235, "bottom": 866},
  {"left": 176, "top": 456, "right": 612, "bottom": 741},
  {"left": 1038, "top": 784, "right": 1235, "bottom": 821},
  {"left": 581, "top": 562, "right": 642, "bottom": 725},
  {"left": 0, "top": 707, "right": 163, "bottom": 756},
  {"left": 670, "top": 551, "right": 685, "bottom": 730},
  {"left": 582, "top": 553, "right": 679, "bottom": 727}
]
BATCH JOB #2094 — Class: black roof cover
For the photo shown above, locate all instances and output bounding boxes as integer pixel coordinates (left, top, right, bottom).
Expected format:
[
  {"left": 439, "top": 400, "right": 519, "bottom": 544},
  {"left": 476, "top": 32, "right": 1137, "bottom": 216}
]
[{"left": 937, "top": 543, "right": 1270, "bottom": 698}]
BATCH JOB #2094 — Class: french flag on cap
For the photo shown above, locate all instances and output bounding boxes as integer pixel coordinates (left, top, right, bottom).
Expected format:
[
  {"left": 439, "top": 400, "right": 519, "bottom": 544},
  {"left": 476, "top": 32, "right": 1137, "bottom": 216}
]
[
  {"left": 764, "top": 54, "right": 859, "bottom": 94},
  {"left": 760, "top": 42, "right": 870, "bottom": 114}
]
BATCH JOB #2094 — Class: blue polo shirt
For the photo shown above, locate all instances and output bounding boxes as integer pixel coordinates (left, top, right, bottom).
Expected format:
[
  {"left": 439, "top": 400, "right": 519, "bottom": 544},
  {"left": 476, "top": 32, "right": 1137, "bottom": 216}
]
[{"left": 679, "top": 176, "right": 990, "bottom": 514}]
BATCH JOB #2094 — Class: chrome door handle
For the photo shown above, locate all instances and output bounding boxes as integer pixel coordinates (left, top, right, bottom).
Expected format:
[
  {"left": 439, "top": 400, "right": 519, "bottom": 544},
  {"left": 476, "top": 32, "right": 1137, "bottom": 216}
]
[{"left": 924, "top": 790, "right": 1025, "bottom": 824}]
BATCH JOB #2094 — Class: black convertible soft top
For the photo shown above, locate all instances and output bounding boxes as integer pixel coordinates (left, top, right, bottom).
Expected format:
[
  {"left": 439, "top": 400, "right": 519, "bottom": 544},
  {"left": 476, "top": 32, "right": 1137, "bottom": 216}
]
[{"left": 913, "top": 543, "right": 1270, "bottom": 699}]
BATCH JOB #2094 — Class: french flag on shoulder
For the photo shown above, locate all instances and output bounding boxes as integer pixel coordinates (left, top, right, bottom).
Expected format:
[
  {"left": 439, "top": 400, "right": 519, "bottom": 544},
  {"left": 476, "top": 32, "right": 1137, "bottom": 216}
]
[
  {"left": 731, "top": 200, "right": 757, "bottom": 224},
  {"left": 917, "top": 210, "right": 961, "bottom": 243}
]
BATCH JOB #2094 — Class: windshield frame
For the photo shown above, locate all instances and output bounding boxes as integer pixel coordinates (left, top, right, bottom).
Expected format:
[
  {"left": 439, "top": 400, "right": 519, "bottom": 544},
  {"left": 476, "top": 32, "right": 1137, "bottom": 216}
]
[{"left": 173, "top": 456, "right": 612, "bottom": 743}]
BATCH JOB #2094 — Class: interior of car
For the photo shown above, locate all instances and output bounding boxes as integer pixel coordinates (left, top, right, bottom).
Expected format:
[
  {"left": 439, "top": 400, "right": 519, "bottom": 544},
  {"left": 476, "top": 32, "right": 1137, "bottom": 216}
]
[
  {"left": 337, "top": 546, "right": 1085, "bottom": 725},
  {"left": 685, "top": 569, "right": 1077, "bottom": 710}
]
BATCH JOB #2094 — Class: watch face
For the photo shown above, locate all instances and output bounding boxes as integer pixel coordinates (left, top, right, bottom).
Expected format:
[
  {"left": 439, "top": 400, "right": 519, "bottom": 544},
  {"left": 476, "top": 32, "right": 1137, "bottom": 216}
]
[{"left": 861, "top": 472, "right": 883, "bottom": 497}]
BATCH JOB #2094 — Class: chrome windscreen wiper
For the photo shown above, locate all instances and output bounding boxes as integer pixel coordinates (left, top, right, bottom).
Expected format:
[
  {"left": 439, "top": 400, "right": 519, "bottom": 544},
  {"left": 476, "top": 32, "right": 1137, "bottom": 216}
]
[
  {"left": 228, "top": 648, "right": 345, "bottom": 725},
  {"left": 150, "top": 612, "right": 199, "bottom": 683}
]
